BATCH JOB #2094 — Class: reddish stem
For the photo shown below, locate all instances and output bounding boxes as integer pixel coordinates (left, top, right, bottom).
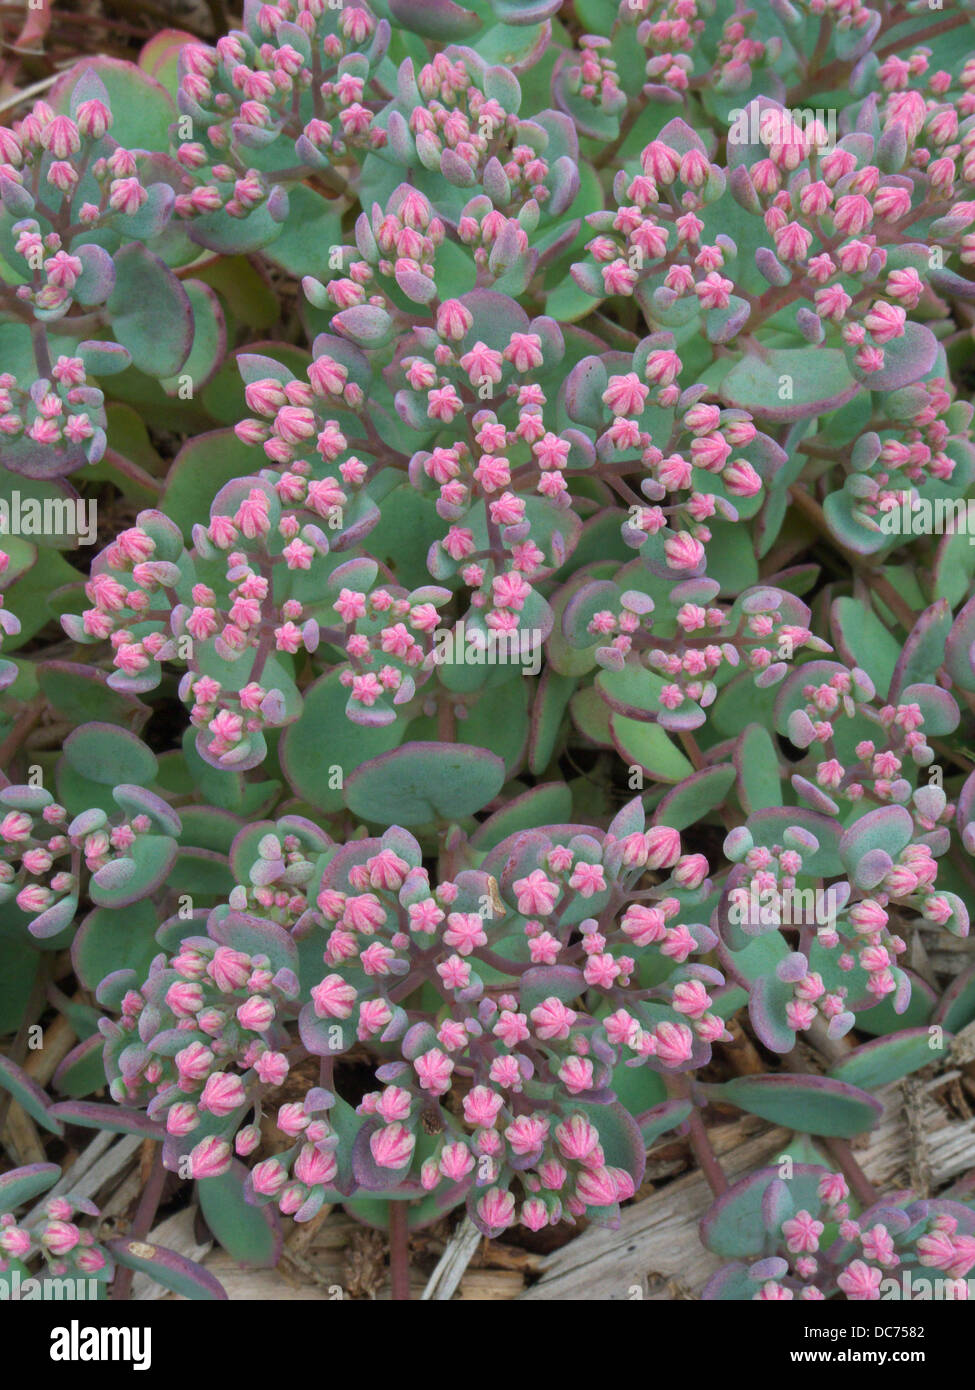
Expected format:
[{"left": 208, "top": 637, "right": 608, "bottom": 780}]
[
  {"left": 686, "top": 1105, "right": 729, "bottom": 1197},
  {"left": 388, "top": 1200, "right": 411, "bottom": 1301},
  {"left": 111, "top": 1146, "right": 168, "bottom": 1300},
  {"left": 823, "top": 1138, "right": 878, "bottom": 1209}
]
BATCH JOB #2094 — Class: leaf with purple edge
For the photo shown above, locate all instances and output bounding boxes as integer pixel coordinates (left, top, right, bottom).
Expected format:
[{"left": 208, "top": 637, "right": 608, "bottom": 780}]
[
  {"left": 897, "top": 681, "right": 959, "bottom": 736},
  {"left": 748, "top": 973, "right": 797, "bottom": 1054},
  {"left": 298, "top": 1003, "right": 353, "bottom": 1058},
  {"left": 934, "top": 964, "right": 975, "bottom": 1032},
  {"left": 849, "top": 322, "right": 939, "bottom": 391},
  {"left": 828, "top": 1027, "right": 951, "bottom": 1090},
  {"left": 701, "top": 1262, "right": 763, "bottom": 1300},
  {"left": 608, "top": 713, "right": 694, "bottom": 784},
  {"left": 831, "top": 596, "right": 901, "bottom": 695},
  {"left": 73, "top": 244, "right": 116, "bottom": 306},
  {"left": 53, "top": 1035, "right": 108, "bottom": 1099},
  {"left": 572, "top": 1099, "right": 646, "bottom": 1191},
  {"left": 889, "top": 600, "right": 952, "bottom": 698},
  {"left": 839, "top": 804, "right": 914, "bottom": 877},
  {"left": 89, "top": 835, "right": 178, "bottom": 910},
  {"left": 0, "top": 1057, "right": 64, "bottom": 1135},
  {"left": 388, "top": 0, "right": 481, "bottom": 39},
  {"left": 107, "top": 1237, "right": 228, "bottom": 1300},
  {"left": 705, "top": 1074, "right": 884, "bottom": 1137},
  {"left": 734, "top": 723, "right": 782, "bottom": 812},
  {"left": 72, "top": 901, "right": 160, "bottom": 995},
  {"left": 62, "top": 722, "right": 157, "bottom": 787},
  {"left": 652, "top": 764, "right": 736, "bottom": 830},
  {"left": 280, "top": 671, "right": 405, "bottom": 814},
  {"left": 944, "top": 594, "right": 975, "bottom": 693},
  {"left": 636, "top": 1097, "right": 692, "bottom": 1147},
  {"left": 106, "top": 244, "right": 193, "bottom": 379},
  {"left": 197, "top": 1161, "right": 282, "bottom": 1268},
  {"left": 700, "top": 1164, "right": 833, "bottom": 1257},
  {"left": 519, "top": 964, "right": 585, "bottom": 1014},
  {"left": 0, "top": 1162, "right": 61, "bottom": 1215},
  {"left": 208, "top": 909, "right": 299, "bottom": 975},
  {"left": 50, "top": 1100, "right": 166, "bottom": 1137},
  {"left": 720, "top": 348, "right": 859, "bottom": 423},
  {"left": 344, "top": 742, "right": 506, "bottom": 825}
]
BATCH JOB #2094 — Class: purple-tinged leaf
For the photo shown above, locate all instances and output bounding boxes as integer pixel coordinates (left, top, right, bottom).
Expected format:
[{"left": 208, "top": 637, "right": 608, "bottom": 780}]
[
  {"left": 0, "top": 1163, "right": 61, "bottom": 1215},
  {"left": 0, "top": 1057, "right": 63, "bottom": 1135},
  {"left": 107, "top": 1237, "right": 228, "bottom": 1300},
  {"left": 50, "top": 1100, "right": 165, "bottom": 1138},
  {"left": 706, "top": 1074, "right": 883, "bottom": 1136}
]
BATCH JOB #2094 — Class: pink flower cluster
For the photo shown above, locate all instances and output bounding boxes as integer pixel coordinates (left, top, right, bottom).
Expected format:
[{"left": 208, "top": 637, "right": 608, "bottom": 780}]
[
  {"left": 0, "top": 94, "right": 161, "bottom": 259},
  {"left": 576, "top": 131, "right": 729, "bottom": 303},
  {"left": 749, "top": 1178, "right": 975, "bottom": 1300},
  {"left": 174, "top": 2, "right": 384, "bottom": 222},
  {"left": 102, "top": 808, "right": 729, "bottom": 1235},
  {"left": 0, "top": 1192, "right": 111, "bottom": 1284},
  {"left": 0, "top": 792, "right": 76, "bottom": 922},
  {"left": 0, "top": 358, "right": 105, "bottom": 467},
  {"left": 0, "top": 782, "right": 179, "bottom": 939}
]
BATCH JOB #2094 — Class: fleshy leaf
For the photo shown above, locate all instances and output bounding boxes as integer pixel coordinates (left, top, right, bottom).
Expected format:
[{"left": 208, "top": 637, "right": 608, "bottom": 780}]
[
  {"left": 828, "top": 1028, "right": 950, "bottom": 1090},
  {"left": 706, "top": 1074, "right": 883, "bottom": 1136},
  {"left": 107, "top": 1237, "right": 228, "bottom": 1300},
  {"left": 344, "top": 743, "right": 506, "bottom": 825}
]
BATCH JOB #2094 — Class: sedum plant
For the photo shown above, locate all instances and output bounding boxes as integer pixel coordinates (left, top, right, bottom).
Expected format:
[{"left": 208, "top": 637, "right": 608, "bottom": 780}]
[{"left": 3, "top": 0, "right": 975, "bottom": 1302}]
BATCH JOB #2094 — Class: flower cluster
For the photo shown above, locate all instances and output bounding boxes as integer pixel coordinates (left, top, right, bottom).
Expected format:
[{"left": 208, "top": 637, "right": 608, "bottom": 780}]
[
  {"left": 0, "top": 1188, "right": 112, "bottom": 1287},
  {"left": 6, "top": 0, "right": 975, "bottom": 1305},
  {"left": 705, "top": 1172, "right": 975, "bottom": 1301},
  {"left": 173, "top": 2, "right": 386, "bottom": 237},
  {"left": 0, "top": 358, "right": 106, "bottom": 475},
  {"left": 100, "top": 807, "right": 730, "bottom": 1236}
]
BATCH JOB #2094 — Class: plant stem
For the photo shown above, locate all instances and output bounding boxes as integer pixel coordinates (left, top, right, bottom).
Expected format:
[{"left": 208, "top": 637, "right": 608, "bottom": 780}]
[
  {"left": 679, "top": 729, "right": 706, "bottom": 771},
  {"left": 103, "top": 449, "right": 162, "bottom": 496},
  {"left": 686, "top": 1104, "right": 729, "bottom": 1197},
  {"left": 670, "top": 1074, "right": 729, "bottom": 1196},
  {"left": 30, "top": 319, "right": 52, "bottom": 380},
  {"left": 822, "top": 1137, "right": 877, "bottom": 1209},
  {"left": 111, "top": 1145, "right": 168, "bottom": 1300},
  {"left": 388, "top": 1200, "right": 410, "bottom": 1301}
]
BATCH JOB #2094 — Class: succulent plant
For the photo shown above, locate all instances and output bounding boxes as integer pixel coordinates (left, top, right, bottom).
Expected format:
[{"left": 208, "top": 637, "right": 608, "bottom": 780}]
[
  {"left": 0, "top": 1162, "right": 113, "bottom": 1295},
  {"left": 4, "top": 0, "right": 975, "bottom": 1305},
  {"left": 701, "top": 1161, "right": 975, "bottom": 1302},
  {"left": 92, "top": 805, "right": 730, "bottom": 1238}
]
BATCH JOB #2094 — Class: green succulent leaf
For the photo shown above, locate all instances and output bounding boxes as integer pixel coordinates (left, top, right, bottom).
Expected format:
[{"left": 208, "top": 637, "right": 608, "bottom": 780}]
[
  {"left": 344, "top": 742, "right": 506, "bottom": 825},
  {"left": 107, "top": 1237, "right": 228, "bottom": 1300},
  {"left": 197, "top": 1162, "right": 282, "bottom": 1268},
  {"left": 706, "top": 1074, "right": 884, "bottom": 1137},
  {"left": 106, "top": 244, "right": 193, "bottom": 378}
]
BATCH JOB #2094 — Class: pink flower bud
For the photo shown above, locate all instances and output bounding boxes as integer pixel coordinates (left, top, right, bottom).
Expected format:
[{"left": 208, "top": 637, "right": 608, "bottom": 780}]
[
  {"left": 369, "top": 1122, "right": 415, "bottom": 1170},
  {"left": 199, "top": 1072, "right": 246, "bottom": 1117},
  {"left": 188, "top": 1137, "right": 232, "bottom": 1179}
]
